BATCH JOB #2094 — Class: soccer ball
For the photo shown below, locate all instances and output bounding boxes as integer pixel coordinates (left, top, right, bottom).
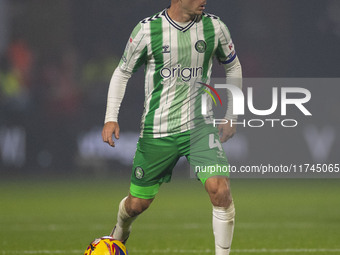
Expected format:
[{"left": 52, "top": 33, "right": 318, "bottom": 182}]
[{"left": 84, "top": 236, "right": 128, "bottom": 255}]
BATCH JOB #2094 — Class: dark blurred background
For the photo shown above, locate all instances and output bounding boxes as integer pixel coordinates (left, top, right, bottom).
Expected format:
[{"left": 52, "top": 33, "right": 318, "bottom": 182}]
[{"left": 0, "top": 0, "right": 339, "bottom": 178}]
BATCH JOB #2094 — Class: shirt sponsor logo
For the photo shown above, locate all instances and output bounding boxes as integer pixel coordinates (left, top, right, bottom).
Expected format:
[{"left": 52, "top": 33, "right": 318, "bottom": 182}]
[{"left": 160, "top": 65, "right": 203, "bottom": 82}]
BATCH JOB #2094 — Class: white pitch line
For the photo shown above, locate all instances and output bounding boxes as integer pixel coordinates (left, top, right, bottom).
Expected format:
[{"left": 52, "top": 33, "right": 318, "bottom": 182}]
[{"left": 2, "top": 248, "right": 340, "bottom": 254}]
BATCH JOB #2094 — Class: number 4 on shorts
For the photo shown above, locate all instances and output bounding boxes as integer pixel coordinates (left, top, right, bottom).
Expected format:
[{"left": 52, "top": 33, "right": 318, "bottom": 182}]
[{"left": 209, "top": 134, "right": 223, "bottom": 151}]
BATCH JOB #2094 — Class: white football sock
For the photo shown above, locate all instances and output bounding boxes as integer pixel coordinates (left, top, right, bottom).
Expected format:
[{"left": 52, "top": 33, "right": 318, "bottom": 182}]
[
  {"left": 212, "top": 200, "right": 235, "bottom": 255},
  {"left": 111, "top": 196, "right": 137, "bottom": 242}
]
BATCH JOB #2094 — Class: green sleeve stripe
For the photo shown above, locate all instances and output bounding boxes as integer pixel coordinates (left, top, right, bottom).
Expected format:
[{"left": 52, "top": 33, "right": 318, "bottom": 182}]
[
  {"left": 125, "top": 33, "right": 146, "bottom": 69},
  {"left": 202, "top": 16, "right": 215, "bottom": 79},
  {"left": 131, "top": 23, "right": 142, "bottom": 39},
  {"left": 216, "top": 40, "right": 228, "bottom": 60},
  {"left": 132, "top": 46, "right": 147, "bottom": 73},
  {"left": 143, "top": 18, "right": 164, "bottom": 136},
  {"left": 119, "top": 23, "right": 145, "bottom": 68}
]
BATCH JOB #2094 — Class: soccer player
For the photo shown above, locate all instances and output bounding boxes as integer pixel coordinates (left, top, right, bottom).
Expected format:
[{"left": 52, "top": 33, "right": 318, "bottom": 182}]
[{"left": 102, "top": 1, "right": 242, "bottom": 254}]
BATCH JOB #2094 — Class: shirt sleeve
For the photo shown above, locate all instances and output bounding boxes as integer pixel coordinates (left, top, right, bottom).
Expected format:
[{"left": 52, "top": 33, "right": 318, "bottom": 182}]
[
  {"left": 104, "top": 23, "right": 147, "bottom": 123},
  {"left": 119, "top": 22, "right": 148, "bottom": 74},
  {"left": 104, "top": 67, "right": 131, "bottom": 123},
  {"left": 224, "top": 56, "right": 242, "bottom": 121},
  {"left": 215, "top": 19, "right": 237, "bottom": 65},
  {"left": 215, "top": 19, "right": 242, "bottom": 121}
]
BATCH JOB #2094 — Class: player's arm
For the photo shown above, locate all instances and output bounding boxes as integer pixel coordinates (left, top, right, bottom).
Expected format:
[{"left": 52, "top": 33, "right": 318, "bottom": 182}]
[
  {"left": 215, "top": 20, "right": 242, "bottom": 143},
  {"left": 102, "top": 68, "right": 131, "bottom": 147},
  {"left": 219, "top": 56, "right": 242, "bottom": 142},
  {"left": 102, "top": 22, "right": 147, "bottom": 147}
]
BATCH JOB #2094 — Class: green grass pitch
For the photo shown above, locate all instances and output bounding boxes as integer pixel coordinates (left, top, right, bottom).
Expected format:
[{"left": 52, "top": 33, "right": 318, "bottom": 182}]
[{"left": 1, "top": 178, "right": 340, "bottom": 254}]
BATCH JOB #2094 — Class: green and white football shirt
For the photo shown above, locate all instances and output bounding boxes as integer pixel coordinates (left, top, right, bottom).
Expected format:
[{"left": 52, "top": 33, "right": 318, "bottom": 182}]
[{"left": 119, "top": 9, "right": 237, "bottom": 138}]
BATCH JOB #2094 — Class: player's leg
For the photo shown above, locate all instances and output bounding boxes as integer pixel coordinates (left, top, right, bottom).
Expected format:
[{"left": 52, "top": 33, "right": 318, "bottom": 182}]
[
  {"left": 125, "top": 193, "right": 154, "bottom": 217},
  {"left": 111, "top": 194, "right": 154, "bottom": 243},
  {"left": 111, "top": 135, "right": 179, "bottom": 243},
  {"left": 205, "top": 176, "right": 232, "bottom": 207},
  {"left": 205, "top": 177, "right": 235, "bottom": 255},
  {"left": 187, "top": 125, "right": 235, "bottom": 255}
]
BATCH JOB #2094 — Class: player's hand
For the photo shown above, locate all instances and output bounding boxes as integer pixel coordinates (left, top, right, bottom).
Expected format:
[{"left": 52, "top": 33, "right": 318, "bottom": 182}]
[
  {"left": 102, "top": 121, "right": 120, "bottom": 147},
  {"left": 218, "top": 120, "right": 236, "bottom": 143}
]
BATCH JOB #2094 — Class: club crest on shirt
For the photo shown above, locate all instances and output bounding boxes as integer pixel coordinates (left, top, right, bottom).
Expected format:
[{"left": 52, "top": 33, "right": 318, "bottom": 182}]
[
  {"left": 134, "top": 167, "right": 144, "bottom": 179},
  {"left": 195, "top": 40, "right": 207, "bottom": 53}
]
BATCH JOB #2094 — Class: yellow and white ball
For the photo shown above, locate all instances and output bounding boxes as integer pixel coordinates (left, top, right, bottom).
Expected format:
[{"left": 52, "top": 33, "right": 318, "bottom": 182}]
[{"left": 84, "top": 236, "right": 127, "bottom": 255}]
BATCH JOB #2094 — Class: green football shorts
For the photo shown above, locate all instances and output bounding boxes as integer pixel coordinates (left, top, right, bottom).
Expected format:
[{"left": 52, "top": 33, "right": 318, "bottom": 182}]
[{"left": 130, "top": 125, "right": 230, "bottom": 199}]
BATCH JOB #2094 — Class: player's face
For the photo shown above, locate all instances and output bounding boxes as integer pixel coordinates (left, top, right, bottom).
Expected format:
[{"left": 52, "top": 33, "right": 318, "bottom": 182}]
[{"left": 180, "top": 0, "right": 207, "bottom": 16}]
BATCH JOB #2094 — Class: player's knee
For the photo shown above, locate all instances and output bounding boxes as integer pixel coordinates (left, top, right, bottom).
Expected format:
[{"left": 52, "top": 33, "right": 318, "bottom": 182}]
[
  {"left": 211, "top": 190, "right": 232, "bottom": 208},
  {"left": 205, "top": 177, "right": 232, "bottom": 208},
  {"left": 205, "top": 177, "right": 230, "bottom": 195},
  {"left": 126, "top": 196, "right": 153, "bottom": 217}
]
